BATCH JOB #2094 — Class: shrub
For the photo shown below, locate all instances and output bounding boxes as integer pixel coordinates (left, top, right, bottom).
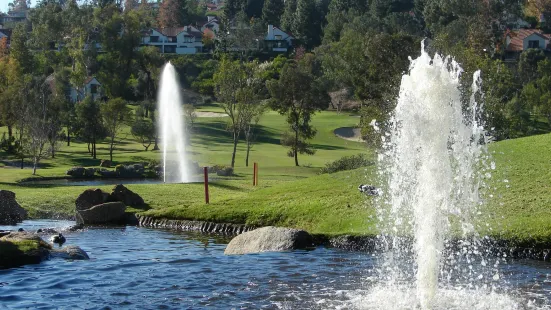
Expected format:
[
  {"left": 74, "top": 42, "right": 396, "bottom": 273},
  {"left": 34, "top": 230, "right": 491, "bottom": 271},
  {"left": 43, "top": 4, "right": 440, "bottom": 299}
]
[
  {"left": 319, "top": 154, "right": 374, "bottom": 174},
  {"left": 216, "top": 166, "right": 234, "bottom": 176}
]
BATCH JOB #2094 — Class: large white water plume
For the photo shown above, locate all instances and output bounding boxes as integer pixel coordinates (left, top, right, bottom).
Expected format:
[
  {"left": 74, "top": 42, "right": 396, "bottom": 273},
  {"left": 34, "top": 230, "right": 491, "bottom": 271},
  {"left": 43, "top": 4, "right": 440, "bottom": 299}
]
[
  {"left": 363, "top": 44, "right": 522, "bottom": 309},
  {"left": 158, "top": 62, "right": 191, "bottom": 183}
]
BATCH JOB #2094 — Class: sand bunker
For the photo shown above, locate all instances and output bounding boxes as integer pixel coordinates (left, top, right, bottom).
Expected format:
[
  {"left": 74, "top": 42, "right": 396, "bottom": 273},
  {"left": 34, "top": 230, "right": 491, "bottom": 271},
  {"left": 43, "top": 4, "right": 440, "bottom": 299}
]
[
  {"left": 334, "top": 127, "right": 363, "bottom": 142},
  {"left": 195, "top": 112, "right": 228, "bottom": 118}
]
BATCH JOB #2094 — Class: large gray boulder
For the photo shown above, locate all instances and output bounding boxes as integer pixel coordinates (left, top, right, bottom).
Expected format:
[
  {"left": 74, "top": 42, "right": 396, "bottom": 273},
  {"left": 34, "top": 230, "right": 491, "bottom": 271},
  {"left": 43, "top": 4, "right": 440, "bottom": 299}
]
[
  {"left": 224, "top": 226, "right": 313, "bottom": 255},
  {"left": 75, "top": 189, "right": 108, "bottom": 211},
  {"left": 108, "top": 184, "right": 145, "bottom": 208},
  {"left": 0, "top": 190, "right": 28, "bottom": 225},
  {"left": 76, "top": 202, "right": 127, "bottom": 225}
]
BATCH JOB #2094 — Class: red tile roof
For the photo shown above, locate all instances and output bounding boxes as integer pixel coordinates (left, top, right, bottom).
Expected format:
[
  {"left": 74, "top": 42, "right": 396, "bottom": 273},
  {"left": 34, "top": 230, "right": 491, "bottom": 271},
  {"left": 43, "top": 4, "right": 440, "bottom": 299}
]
[
  {"left": 505, "top": 28, "right": 551, "bottom": 51},
  {"left": 156, "top": 27, "right": 186, "bottom": 37}
]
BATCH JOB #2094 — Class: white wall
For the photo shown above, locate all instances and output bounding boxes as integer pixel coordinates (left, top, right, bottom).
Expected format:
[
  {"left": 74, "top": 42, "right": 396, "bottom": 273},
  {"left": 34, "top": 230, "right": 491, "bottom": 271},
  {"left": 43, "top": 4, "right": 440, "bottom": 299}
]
[{"left": 523, "top": 33, "right": 547, "bottom": 50}]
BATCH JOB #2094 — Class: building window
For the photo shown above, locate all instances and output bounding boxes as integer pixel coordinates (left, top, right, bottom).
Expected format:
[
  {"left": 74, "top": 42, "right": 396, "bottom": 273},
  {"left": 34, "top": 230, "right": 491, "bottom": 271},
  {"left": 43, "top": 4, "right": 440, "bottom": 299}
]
[
  {"left": 90, "top": 84, "right": 98, "bottom": 94},
  {"left": 528, "top": 40, "right": 540, "bottom": 48},
  {"left": 150, "top": 36, "right": 159, "bottom": 42},
  {"left": 168, "top": 36, "right": 177, "bottom": 42},
  {"left": 164, "top": 45, "right": 176, "bottom": 53},
  {"left": 275, "top": 35, "right": 282, "bottom": 40}
]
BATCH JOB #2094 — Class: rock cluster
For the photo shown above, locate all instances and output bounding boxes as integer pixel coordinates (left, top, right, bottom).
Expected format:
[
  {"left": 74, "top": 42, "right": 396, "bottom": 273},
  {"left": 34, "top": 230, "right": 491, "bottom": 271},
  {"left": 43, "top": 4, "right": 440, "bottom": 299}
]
[
  {"left": 224, "top": 226, "right": 313, "bottom": 255},
  {"left": 75, "top": 185, "right": 145, "bottom": 225},
  {"left": 0, "top": 190, "right": 28, "bottom": 225},
  {"left": 0, "top": 231, "right": 89, "bottom": 269}
]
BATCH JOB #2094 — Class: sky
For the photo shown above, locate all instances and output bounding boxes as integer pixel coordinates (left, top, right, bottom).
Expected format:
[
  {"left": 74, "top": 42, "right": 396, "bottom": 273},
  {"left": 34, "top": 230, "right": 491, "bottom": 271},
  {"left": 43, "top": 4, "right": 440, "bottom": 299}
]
[{"left": 0, "top": 0, "right": 39, "bottom": 14}]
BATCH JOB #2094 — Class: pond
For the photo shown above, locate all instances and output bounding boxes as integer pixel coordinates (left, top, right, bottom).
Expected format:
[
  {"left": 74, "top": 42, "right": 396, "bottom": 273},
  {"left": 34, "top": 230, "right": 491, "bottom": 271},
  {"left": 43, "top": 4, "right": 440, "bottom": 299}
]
[
  {"left": 20, "top": 177, "right": 209, "bottom": 186},
  {"left": 1, "top": 220, "right": 550, "bottom": 309}
]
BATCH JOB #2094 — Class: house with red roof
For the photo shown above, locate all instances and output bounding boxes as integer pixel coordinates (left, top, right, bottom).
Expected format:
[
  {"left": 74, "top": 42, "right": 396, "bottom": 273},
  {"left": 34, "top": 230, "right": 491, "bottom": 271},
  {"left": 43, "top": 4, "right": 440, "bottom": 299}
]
[
  {"left": 504, "top": 28, "right": 551, "bottom": 61},
  {"left": 264, "top": 25, "right": 294, "bottom": 53},
  {"left": 141, "top": 26, "right": 203, "bottom": 54}
]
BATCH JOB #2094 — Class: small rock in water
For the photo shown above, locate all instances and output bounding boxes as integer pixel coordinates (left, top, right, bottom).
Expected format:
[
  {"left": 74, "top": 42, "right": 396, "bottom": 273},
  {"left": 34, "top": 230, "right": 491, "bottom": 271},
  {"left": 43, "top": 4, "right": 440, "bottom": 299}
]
[
  {"left": 358, "top": 184, "right": 380, "bottom": 196},
  {"left": 51, "top": 233, "right": 66, "bottom": 246},
  {"left": 18, "top": 228, "right": 24, "bottom": 232},
  {"left": 36, "top": 228, "right": 58, "bottom": 234}
]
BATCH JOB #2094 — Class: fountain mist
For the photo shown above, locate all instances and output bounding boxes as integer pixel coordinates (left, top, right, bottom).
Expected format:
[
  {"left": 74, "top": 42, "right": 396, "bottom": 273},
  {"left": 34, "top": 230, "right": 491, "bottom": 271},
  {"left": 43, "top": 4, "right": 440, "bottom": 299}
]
[
  {"left": 158, "top": 62, "right": 191, "bottom": 183},
  {"left": 362, "top": 45, "right": 520, "bottom": 309}
]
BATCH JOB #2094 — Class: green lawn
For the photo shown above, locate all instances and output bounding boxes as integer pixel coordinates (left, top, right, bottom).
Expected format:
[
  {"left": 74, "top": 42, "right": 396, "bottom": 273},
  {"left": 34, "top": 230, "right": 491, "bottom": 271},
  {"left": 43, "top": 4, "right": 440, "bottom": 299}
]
[
  {"left": 3, "top": 104, "right": 551, "bottom": 245},
  {"left": 1, "top": 109, "right": 366, "bottom": 182}
]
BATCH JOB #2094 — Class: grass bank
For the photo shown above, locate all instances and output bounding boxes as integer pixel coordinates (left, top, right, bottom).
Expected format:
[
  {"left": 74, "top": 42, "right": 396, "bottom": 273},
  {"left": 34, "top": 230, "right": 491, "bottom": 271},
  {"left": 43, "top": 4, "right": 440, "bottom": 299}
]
[{"left": 2, "top": 104, "right": 551, "bottom": 244}]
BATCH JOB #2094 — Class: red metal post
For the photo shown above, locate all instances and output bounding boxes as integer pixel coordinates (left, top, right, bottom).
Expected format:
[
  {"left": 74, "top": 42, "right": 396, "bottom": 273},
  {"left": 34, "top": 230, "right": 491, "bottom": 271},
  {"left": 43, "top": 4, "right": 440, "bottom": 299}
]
[{"left": 204, "top": 167, "right": 209, "bottom": 204}]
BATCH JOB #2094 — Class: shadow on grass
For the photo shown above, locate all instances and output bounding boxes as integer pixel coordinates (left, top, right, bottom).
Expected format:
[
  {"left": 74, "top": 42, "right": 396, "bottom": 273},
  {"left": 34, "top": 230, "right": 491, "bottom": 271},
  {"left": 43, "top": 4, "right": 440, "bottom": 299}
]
[
  {"left": 193, "top": 121, "right": 281, "bottom": 146},
  {"left": 209, "top": 182, "right": 248, "bottom": 191},
  {"left": 0, "top": 160, "right": 55, "bottom": 169}
]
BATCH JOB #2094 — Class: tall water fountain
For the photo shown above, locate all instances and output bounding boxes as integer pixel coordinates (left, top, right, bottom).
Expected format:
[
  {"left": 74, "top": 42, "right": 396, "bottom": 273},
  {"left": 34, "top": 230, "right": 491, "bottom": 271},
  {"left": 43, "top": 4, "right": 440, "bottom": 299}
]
[
  {"left": 158, "top": 62, "right": 191, "bottom": 183},
  {"left": 361, "top": 45, "right": 525, "bottom": 309}
]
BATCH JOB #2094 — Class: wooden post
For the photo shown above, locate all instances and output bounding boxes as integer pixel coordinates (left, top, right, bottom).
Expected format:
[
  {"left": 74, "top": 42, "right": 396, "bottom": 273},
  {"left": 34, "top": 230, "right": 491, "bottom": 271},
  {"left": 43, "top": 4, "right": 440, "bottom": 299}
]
[
  {"left": 204, "top": 167, "right": 209, "bottom": 204},
  {"left": 254, "top": 162, "right": 258, "bottom": 186}
]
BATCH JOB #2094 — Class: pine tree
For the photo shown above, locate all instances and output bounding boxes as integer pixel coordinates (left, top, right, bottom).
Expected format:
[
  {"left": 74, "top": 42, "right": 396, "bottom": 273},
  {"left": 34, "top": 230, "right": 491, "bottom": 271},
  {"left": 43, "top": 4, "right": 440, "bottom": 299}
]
[
  {"left": 280, "top": 0, "right": 296, "bottom": 32},
  {"left": 292, "top": 0, "right": 315, "bottom": 47},
  {"left": 158, "top": 0, "right": 189, "bottom": 28},
  {"left": 223, "top": 0, "right": 246, "bottom": 21},
  {"left": 261, "top": 0, "right": 284, "bottom": 27}
]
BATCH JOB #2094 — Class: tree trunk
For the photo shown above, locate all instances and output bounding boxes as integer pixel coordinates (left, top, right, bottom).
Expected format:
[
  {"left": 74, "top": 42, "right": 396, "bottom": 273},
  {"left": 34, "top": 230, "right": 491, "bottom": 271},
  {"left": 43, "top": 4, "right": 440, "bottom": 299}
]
[
  {"left": 20, "top": 157, "right": 24, "bottom": 169},
  {"left": 245, "top": 139, "right": 250, "bottom": 167},
  {"left": 109, "top": 136, "right": 114, "bottom": 162},
  {"left": 294, "top": 128, "right": 299, "bottom": 167},
  {"left": 51, "top": 143, "right": 55, "bottom": 158},
  {"left": 32, "top": 159, "right": 37, "bottom": 175},
  {"left": 92, "top": 136, "right": 97, "bottom": 159},
  {"left": 7, "top": 125, "right": 13, "bottom": 153},
  {"left": 66, "top": 126, "right": 71, "bottom": 146},
  {"left": 87, "top": 142, "right": 91, "bottom": 153},
  {"left": 153, "top": 137, "right": 159, "bottom": 151},
  {"left": 230, "top": 131, "right": 238, "bottom": 168}
]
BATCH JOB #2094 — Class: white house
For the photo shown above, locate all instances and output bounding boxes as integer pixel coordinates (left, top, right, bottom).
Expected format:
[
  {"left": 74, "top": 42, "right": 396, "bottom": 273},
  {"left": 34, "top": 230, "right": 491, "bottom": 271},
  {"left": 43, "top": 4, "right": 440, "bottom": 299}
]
[
  {"left": 45, "top": 75, "right": 102, "bottom": 103},
  {"left": 141, "top": 26, "right": 203, "bottom": 54},
  {"left": 200, "top": 16, "right": 220, "bottom": 34},
  {"left": 504, "top": 28, "right": 551, "bottom": 61},
  {"left": 264, "top": 25, "right": 294, "bottom": 53},
  {"left": 70, "top": 77, "right": 102, "bottom": 102}
]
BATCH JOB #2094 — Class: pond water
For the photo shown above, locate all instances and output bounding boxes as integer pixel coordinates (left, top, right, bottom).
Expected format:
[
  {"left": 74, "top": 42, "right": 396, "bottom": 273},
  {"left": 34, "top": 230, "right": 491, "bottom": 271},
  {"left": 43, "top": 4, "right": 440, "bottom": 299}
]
[
  {"left": 20, "top": 177, "right": 208, "bottom": 186},
  {"left": 1, "top": 220, "right": 551, "bottom": 309}
]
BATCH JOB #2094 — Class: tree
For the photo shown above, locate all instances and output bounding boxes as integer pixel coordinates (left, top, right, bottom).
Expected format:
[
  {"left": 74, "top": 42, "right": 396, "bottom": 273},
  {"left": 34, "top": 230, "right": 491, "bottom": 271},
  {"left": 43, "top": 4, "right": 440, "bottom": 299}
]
[
  {"left": 131, "top": 118, "right": 156, "bottom": 151},
  {"left": 237, "top": 62, "right": 267, "bottom": 167},
  {"left": 24, "top": 76, "right": 54, "bottom": 175},
  {"left": 280, "top": 0, "right": 297, "bottom": 32},
  {"left": 101, "top": 97, "right": 133, "bottom": 162},
  {"left": 267, "top": 59, "right": 329, "bottom": 166},
  {"left": 261, "top": 0, "right": 284, "bottom": 27},
  {"left": 158, "top": 0, "right": 189, "bottom": 28},
  {"left": 223, "top": 0, "right": 246, "bottom": 21},
  {"left": 74, "top": 96, "right": 106, "bottom": 159},
  {"left": 213, "top": 57, "right": 248, "bottom": 168}
]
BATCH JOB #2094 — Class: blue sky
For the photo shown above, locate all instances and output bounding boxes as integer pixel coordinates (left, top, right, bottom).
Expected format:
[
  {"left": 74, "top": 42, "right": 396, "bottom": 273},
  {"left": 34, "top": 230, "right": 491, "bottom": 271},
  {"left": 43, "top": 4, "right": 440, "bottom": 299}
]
[{"left": 0, "top": 0, "right": 39, "bottom": 14}]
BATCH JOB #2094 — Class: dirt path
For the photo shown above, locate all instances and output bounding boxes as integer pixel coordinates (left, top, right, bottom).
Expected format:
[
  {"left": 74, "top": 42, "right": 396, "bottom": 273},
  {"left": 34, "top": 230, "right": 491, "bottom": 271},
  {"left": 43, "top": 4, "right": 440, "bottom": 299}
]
[{"left": 195, "top": 112, "right": 228, "bottom": 118}]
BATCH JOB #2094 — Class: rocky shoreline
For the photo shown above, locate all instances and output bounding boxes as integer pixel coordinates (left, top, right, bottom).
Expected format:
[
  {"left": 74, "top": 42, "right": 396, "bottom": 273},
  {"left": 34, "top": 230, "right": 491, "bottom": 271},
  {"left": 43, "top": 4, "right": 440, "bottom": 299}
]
[
  {"left": 134, "top": 216, "right": 551, "bottom": 261},
  {"left": 136, "top": 215, "right": 255, "bottom": 235}
]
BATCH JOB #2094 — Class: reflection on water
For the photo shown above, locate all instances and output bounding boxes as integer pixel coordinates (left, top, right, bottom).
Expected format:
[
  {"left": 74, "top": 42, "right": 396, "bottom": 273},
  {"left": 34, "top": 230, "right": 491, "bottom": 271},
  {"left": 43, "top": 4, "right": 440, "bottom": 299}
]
[{"left": 0, "top": 220, "right": 550, "bottom": 309}]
